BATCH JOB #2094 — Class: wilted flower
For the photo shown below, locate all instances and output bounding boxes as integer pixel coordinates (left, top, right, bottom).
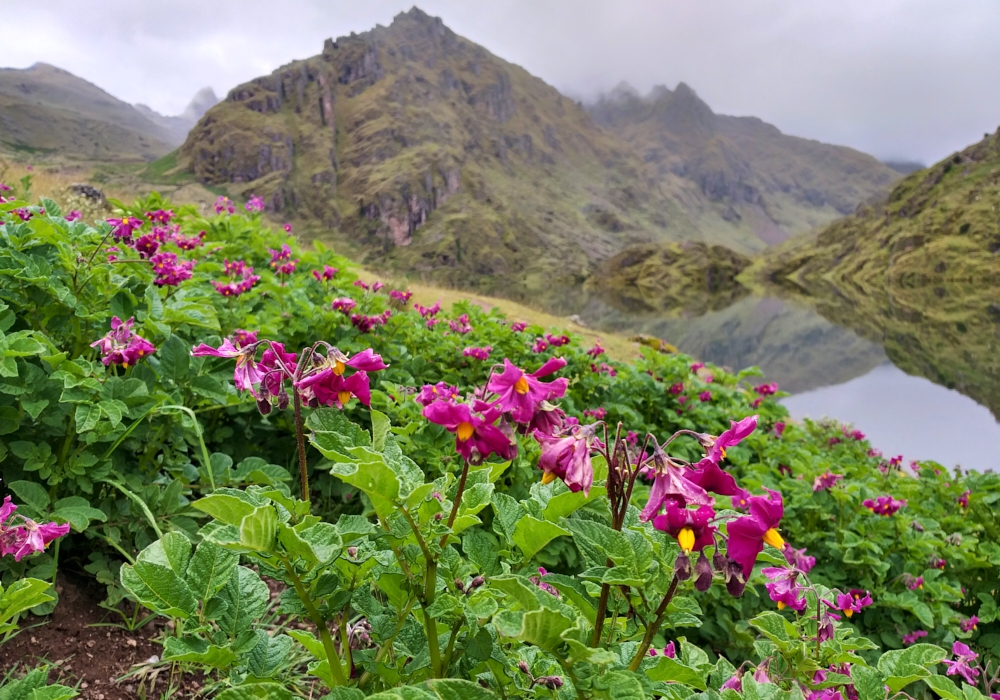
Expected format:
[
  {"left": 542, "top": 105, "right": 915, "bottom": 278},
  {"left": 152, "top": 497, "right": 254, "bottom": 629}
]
[
  {"left": 930, "top": 556, "right": 947, "bottom": 570},
  {"left": 721, "top": 675, "right": 743, "bottom": 692},
  {"left": 534, "top": 423, "right": 599, "bottom": 496},
  {"left": 529, "top": 567, "right": 560, "bottom": 597},
  {"left": 91, "top": 316, "right": 156, "bottom": 368},
  {"left": 0, "top": 497, "right": 71, "bottom": 562}
]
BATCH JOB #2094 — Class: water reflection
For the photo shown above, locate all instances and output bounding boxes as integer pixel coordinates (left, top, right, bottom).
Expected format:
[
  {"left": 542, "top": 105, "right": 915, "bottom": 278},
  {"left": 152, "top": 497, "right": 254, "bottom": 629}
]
[{"left": 783, "top": 363, "right": 999, "bottom": 472}]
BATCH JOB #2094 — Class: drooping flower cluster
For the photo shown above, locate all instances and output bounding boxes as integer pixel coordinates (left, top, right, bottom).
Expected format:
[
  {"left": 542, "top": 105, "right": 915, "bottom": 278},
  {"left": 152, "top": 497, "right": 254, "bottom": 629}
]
[
  {"left": 313, "top": 265, "right": 338, "bottom": 283},
  {"left": 449, "top": 314, "right": 473, "bottom": 335},
  {"left": 91, "top": 317, "right": 156, "bottom": 367},
  {"left": 863, "top": 495, "right": 906, "bottom": 516},
  {"left": 212, "top": 259, "right": 260, "bottom": 297},
  {"left": 0, "top": 497, "right": 70, "bottom": 562}
]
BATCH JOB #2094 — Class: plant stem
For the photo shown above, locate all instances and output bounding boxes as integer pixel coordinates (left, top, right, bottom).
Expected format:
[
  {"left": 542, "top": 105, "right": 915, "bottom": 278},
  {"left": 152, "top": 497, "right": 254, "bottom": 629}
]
[
  {"left": 423, "top": 560, "right": 442, "bottom": 678},
  {"left": 281, "top": 557, "right": 348, "bottom": 687},
  {"left": 591, "top": 568, "right": 613, "bottom": 647},
  {"left": 628, "top": 574, "right": 680, "bottom": 671},
  {"left": 439, "top": 459, "right": 470, "bottom": 549},
  {"left": 357, "top": 597, "right": 415, "bottom": 689},
  {"left": 293, "top": 388, "right": 309, "bottom": 500}
]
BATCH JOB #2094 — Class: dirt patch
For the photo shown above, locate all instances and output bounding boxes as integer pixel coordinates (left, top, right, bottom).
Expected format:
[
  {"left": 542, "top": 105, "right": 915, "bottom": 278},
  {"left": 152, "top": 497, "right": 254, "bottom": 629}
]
[{"left": 0, "top": 573, "right": 199, "bottom": 700}]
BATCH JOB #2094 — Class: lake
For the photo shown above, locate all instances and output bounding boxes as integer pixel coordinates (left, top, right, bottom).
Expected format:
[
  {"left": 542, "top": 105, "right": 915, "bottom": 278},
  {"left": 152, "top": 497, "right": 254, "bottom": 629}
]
[{"left": 570, "top": 293, "right": 1000, "bottom": 472}]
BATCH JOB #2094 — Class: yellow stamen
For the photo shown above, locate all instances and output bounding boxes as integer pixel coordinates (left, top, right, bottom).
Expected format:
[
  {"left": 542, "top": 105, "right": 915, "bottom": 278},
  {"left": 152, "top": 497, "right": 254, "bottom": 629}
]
[
  {"left": 844, "top": 609, "right": 853, "bottom": 618},
  {"left": 338, "top": 390, "right": 352, "bottom": 405},
  {"left": 541, "top": 471, "right": 557, "bottom": 485},
  {"left": 677, "top": 527, "right": 695, "bottom": 553},
  {"left": 721, "top": 448, "right": 727, "bottom": 459},
  {"left": 332, "top": 360, "right": 346, "bottom": 376},
  {"left": 777, "top": 601, "right": 786, "bottom": 610},
  {"left": 457, "top": 421, "right": 475, "bottom": 441},
  {"left": 123, "top": 362, "right": 129, "bottom": 368},
  {"left": 514, "top": 376, "right": 530, "bottom": 394},
  {"left": 762, "top": 528, "right": 785, "bottom": 549}
]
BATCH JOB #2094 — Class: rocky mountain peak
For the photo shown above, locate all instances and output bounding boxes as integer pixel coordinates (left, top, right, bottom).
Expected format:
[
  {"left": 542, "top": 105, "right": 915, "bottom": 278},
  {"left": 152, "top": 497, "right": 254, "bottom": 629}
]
[
  {"left": 652, "top": 81, "right": 716, "bottom": 137},
  {"left": 181, "top": 87, "right": 219, "bottom": 123}
]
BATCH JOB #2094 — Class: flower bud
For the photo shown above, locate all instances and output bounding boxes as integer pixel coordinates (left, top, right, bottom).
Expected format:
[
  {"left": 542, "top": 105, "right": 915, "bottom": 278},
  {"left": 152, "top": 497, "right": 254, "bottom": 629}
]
[
  {"left": 469, "top": 575, "right": 485, "bottom": 590},
  {"left": 911, "top": 521, "right": 925, "bottom": 533},
  {"left": 454, "top": 578, "right": 465, "bottom": 592},
  {"left": 674, "top": 553, "right": 692, "bottom": 581},
  {"left": 256, "top": 397, "right": 273, "bottom": 416},
  {"left": 725, "top": 561, "right": 747, "bottom": 597},
  {"left": 694, "top": 552, "right": 713, "bottom": 592},
  {"left": 434, "top": 512, "right": 443, "bottom": 521},
  {"left": 713, "top": 550, "right": 729, "bottom": 572},
  {"left": 535, "top": 676, "right": 564, "bottom": 689},
  {"left": 277, "top": 391, "right": 290, "bottom": 411},
  {"left": 347, "top": 546, "right": 357, "bottom": 558},
  {"left": 518, "top": 661, "right": 530, "bottom": 674}
]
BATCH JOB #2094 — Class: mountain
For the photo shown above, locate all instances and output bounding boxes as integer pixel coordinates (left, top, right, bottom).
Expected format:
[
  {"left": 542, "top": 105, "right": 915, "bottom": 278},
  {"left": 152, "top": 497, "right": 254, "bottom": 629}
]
[
  {"left": 756, "top": 128, "right": 1000, "bottom": 416},
  {"left": 588, "top": 82, "right": 901, "bottom": 245},
  {"left": 172, "top": 7, "right": 900, "bottom": 296},
  {"left": 135, "top": 87, "right": 219, "bottom": 145}
]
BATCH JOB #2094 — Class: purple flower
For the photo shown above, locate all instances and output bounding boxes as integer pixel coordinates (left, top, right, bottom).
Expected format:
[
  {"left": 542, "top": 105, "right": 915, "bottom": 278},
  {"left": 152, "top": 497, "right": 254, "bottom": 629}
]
[
  {"left": 863, "top": 495, "right": 906, "bottom": 516},
  {"left": 697, "top": 416, "right": 758, "bottom": 464},
  {"left": 943, "top": 641, "right": 980, "bottom": 685},
  {"left": 150, "top": 252, "right": 193, "bottom": 287},
  {"left": 66, "top": 210, "right": 82, "bottom": 222},
  {"left": 486, "top": 357, "right": 568, "bottom": 424},
  {"left": 298, "top": 370, "right": 371, "bottom": 408},
  {"left": 902, "top": 630, "right": 927, "bottom": 645},
  {"left": 283, "top": 223, "right": 292, "bottom": 233},
  {"left": 534, "top": 424, "right": 598, "bottom": 496},
  {"left": 529, "top": 567, "right": 560, "bottom": 597},
  {"left": 960, "top": 616, "right": 979, "bottom": 633},
  {"left": 774, "top": 421, "right": 786, "bottom": 437},
  {"left": 669, "top": 383, "right": 684, "bottom": 395},
  {"left": 449, "top": 314, "right": 473, "bottom": 334},
  {"left": 906, "top": 575, "right": 924, "bottom": 590},
  {"left": 721, "top": 676, "right": 743, "bottom": 692},
  {"left": 389, "top": 289, "right": 412, "bottom": 303},
  {"left": 415, "top": 382, "right": 461, "bottom": 407},
  {"left": 699, "top": 391, "right": 712, "bottom": 402},
  {"left": 462, "top": 346, "right": 492, "bottom": 361},
  {"left": 545, "top": 333, "right": 570, "bottom": 347},
  {"left": 331, "top": 298, "right": 357, "bottom": 314},
  {"left": 91, "top": 317, "right": 156, "bottom": 368},
  {"left": 424, "top": 401, "right": 514, "bottom": 462},
  {"left": 582, "top": 407, "right": 607, "bottom": 420},
  {"left": 652, "top": 503, "right": 716, "bottom": 553},
  {"left": 192, "top": 338, "right": 264, "bottom": 394},
  {"left": 214, "top": 196, "right": 236, "bottom": 215},
  {"left": 313, "top": 265, "right": 338, "bottom": 282},
  {"left": 531, "top": 338, "right": 549, "bottom": 353},
  {"left": 232, "top": 329, "right": 258, "bottom": 348},
  {"left": 639, "top": 448, "right": 714, "bottom": 522},
  {"left": 106, "top": 215, "right": 143, "bottom": 242},
  {"left": 783, "top": 544, "right": 816, "bottom": 573},
  {"left": 172, "top": 231, "right": 206, "bottom": 250},
  {"left": 212, "top": 261, "right": 259, "bottom": 296},
  {"left": 415, "top": 301, "right": 441, "bottom": 318},
  {"left": 754, "top": 382, "right": 779, "bottom": 396},
  {"left": 826, "top": 590, "right": 872, "bottom": 618},
  {"left": 244, "top": 195, "right": 265, "bottom": 213},
  {"left": 957, "top": 490, "right": 970, "bottom": 509},
  {"left": 727, "top": 489, "right": 785, "bottom": 576},
  {"left": 0, "top": 497, "right": 71, "bottom": 562},
  {"left": 587, "top": 341, "right": 605, "bottom": 358},
  {"left": 510, "top": 321, "right": 527, "bottom": 333},
  {"left": 813, "top": 472, "right": 843, "bottom": 492},
  {"left": 268, "top": 244, "right": 293, "bottom": 267},
  {"left": 763, "top": 566, "right": 808, "bottom": 611},
  {"left": 685, "top": 461, "right": 747, "bottom": 500}
]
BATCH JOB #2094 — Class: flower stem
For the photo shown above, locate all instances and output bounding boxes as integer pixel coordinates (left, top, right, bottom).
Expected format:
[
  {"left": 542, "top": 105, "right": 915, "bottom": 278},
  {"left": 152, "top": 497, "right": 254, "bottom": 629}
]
[
  {"left": 628, "top": 574, "right": 680, "bottom": 670},
  {"left": 591, "top": 567, "right": 613, "bottom": 647},
  {"left": 281, "top": 557, "right": 348, "bottom": 687},
  {"left": 439, "top": 459, "right": 470, "bottom": 549},
  {"left": 292, "top": 388, "right": 309, "bottom": 500}
]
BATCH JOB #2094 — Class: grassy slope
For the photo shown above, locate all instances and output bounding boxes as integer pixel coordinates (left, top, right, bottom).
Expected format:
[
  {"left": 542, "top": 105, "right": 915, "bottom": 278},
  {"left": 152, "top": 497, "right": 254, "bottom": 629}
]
[
  {"left": 753, "top": 128, "right": 1000, "bottom": 415},
  {"left": 0, "top": 63, "right": 175, "bottom": 160}
]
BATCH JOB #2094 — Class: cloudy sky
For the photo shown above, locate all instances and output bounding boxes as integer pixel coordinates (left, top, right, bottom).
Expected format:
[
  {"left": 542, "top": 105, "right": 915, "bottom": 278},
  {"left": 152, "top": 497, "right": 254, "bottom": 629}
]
[{"left": 2, "top": 0, "right": 998, "bottom": 164}]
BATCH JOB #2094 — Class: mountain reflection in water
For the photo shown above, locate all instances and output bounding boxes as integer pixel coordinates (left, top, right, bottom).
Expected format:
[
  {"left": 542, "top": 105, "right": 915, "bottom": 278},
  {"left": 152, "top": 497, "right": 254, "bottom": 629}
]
[{"left": 570, "top": 292, "right": 998, "bottom": 471}]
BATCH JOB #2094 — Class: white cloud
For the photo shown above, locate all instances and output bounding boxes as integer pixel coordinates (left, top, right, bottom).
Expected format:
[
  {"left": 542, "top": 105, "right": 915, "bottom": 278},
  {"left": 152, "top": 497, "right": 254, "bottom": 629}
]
[{"left": 1, "top": 0, "right": 997, "bottom": 163}]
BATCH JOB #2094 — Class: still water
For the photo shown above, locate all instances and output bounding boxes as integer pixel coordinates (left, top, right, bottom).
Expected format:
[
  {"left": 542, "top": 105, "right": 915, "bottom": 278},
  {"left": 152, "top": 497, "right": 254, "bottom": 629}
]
[{"left": 571, "top": 294, "right": 1000, "bottom": 472}]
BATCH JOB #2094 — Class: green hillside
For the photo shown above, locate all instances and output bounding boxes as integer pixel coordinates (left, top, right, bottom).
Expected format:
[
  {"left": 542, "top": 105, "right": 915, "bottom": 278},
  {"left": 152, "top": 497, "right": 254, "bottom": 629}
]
[
  {"left": 755, "top": 127, "right": 1000, "bottom": 415},
  {"left": 173, "top": 7, "right": 898, "bottom": 298},
  {"left": 0, "top": 63, "right": 176, "bottom": 160}
]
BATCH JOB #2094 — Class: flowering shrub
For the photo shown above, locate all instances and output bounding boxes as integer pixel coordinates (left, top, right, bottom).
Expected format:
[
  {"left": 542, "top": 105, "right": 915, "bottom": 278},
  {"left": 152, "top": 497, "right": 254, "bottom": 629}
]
[{"left": 0, "top": 189, "right": 998, "bottom": 698}]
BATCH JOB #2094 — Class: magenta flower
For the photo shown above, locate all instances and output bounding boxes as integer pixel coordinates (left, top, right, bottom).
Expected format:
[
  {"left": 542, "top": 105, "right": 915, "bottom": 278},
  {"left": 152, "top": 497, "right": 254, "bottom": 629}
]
[
  {"left": 691, "top": 363, "right": 704, "bottom": 372},
  {"left": 350, "top": 312, "right": 390, "bottom": 333},
  {"left": 415, "top": 301, "right": 441, "bottom": 318},
  {"left": 462, "top": 346, "right": 492, "bottom": 361},
  {"left": 727, "top": 489, "right": 785, "bottom": 576},
  {"left": 783, "top": 544, "right": 816, "bottom": 573},
  {"left": 212, "top": 261, "right": 259, "bottom": 296},
  {"left": 486, "top": 357, "right": 568, "bottom": 423},
  {"left": 813, "top": 471, "right": 843, "bottom": 492},
  {"left": 298, "top": 370, "right": 371, "bottom": 408},
  {"left": 150, "top": 252, "right": 194, "bottom": 287},
  {"left": 529, "top": 567, "right": 560, "bottom": 597},
  {"left": 415, "top": 382, "right": 461, "bottom": 407},
  {"left": 842, "top": 426, "right": 865, "bottom": 440},
  {"left": 331, "top": 297, "right": 357, "bottom": 314},
  {"left": 774, "top": 421, "right": 786, "bottom": 438},
  {"left": 862, "top": 495, "right": 906, "bottom": 516},
  {"left": 534, "top": 424, "right": 599, "bottom": 496},
  {"left": 283, "top": 223, "right": 292, "bottom": 233},
  {"left": 257, "top": 342, "right": 298, "bottom": 398},
  {"left": 91, "top": 317, "right": 156, "bottom": 368},
  {"left": 133, "top": 234, "right": 158, "bottom": 259},
  {"left": 957, "top": 490, "right": 970, "bottom": 508},
  {"left": 269, "top": 244, "right": 293, "bottom": 267},
  {"left": 763, "top": 567, "right": 807, "bottom": 611},
  {"left": 313, "top": 265, "right": 338, "bottom": 282},
  {"left": 66, "top": 210, "right": 82, "bottom": 222},
  {"left": 907, "top": 575, "right": 924, "bottom": 590},
  {"left": 545, "top": 333, "right": 570, "bottom": 347},
  {"left": 145, "top": 209, "right": 173, "bottom": 225},
  {"left": 960, "top": 616, "right": 979, "bottom": 633},
  {"left": 424, "top": 401, "right": 514, "bottom": 462},
  {"left": 0, "top": 497, "right": 71, "bottom": 562},
  {"left": 653, "top": 503, "right": 716, "bottom": 553},
  {"left": 245, "top": 195, "right": 265, "bottom": 213},
  {"left": 192, "top": 338, "right": 264, "bottom": 394},
  {"left": 232, "top": 329, "right": 258, "bottom": 348},
  {"left": 449, "top": 314, "right": 473, "bottom": 334},
  {"left": 721, "top": 676, "right": 743, "bottom": 692},
  {"left": 640, "top": 449, "right": 713, "bottom": 522},
  {"left": 685, "top": 461, "right": 746, "bottom": 500},
  {"left": 591, "top": 362, "right": 617, "bottom": 376},
  {"left": 587, "top": 341, "right": 605, "bottom": 358},
  {"left": 826, "top": 590, "right": 872, "bottom": 618},
  {"left": 583, "top": 407, "right": 606, "bottom": 420},
  {"left": 931, "top": 557, "right": 947, "bottom": 570},
  {"left": 510, "top": 321, "right": 527, "bottom": 333},
  {"left": 214, "top": 196, "right": 236, "bottom": 215},
  {"left": 698, "top": 391, "right": 712, "bottom": 402},
  {"left": 754, "top": 382, "right": 779, "bottom": 396},
  {"left": 355, "top": 280, "right": 370, "bottom": 291},
  {"left": 902, "top": 630, "right": 928, "bottom": 645},
  {"left": 697, "top": 416, "right": 758, "bottom": 464},
  {"left": 173, "top": 231, "right": 206, "bottom": 250},
  {"left": 107, "top": 215, "right": 143, "bottom": 242},
  {"left": 389, "top": 289, "right": 412, "bottom": 303},
  {"left": 669, "top": 383, "right": 684, "bottom": 395},
  {"left": 943, "top": 641, "right": 980, "bottom": 685},
  {"left": 531, "top": 338, "right": 549, "bottom": 353},
  {"left": 277, "top": 260, "right": 298, "bottom": 276},
  {"left": 527, "top": 402, "right": 566, "bottom": 436}
]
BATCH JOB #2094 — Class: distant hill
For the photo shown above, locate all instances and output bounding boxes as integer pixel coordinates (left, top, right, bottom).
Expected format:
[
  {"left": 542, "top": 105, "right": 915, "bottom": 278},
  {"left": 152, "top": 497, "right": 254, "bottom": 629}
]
[
  {"left": 588, "top": 81, "right": 901, "bottom": 245},
  {"left": 0, "top": 63, "right": 212, "bottom": 160},
  {"left": 882, "top": 160, "right": 926, "bottom": 175},
  {"left": 757, "top": 128, "right": 1000, "bottom": 416},
  {"left": 172, "top": 7, "right": 901, "bottom": 295},
  {"left": 135, "top": 87, "right": 219, "bottom": 145}
]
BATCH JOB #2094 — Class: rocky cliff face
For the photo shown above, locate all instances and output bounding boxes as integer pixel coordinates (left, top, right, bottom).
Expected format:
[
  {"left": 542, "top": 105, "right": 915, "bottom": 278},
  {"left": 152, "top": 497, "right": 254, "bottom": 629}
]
[{"left": 176, "top": 7, "right": 900, "bottom": 296}]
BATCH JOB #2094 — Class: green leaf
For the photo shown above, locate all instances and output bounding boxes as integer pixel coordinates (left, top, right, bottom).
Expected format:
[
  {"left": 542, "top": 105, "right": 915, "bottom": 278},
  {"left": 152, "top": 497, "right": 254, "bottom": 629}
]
[
  {"left": 593, "top": 670, "right": 649, "bottom": 699},
  {"left": 749, "top": 611, "right": 797, "bottom": 647},
  {"left": 646, "top": 657, "right": 709, "bottom": 690},
  {"left": 245, "top": 631, "right": 293, "bottom": 678},
  {"left": 213, "top": 566, "right": 269, "bottom": 637},
  {"left": 158, "top": 334, "right": 190, "bottom": 383},
  {"left": 162, "top": 636, "right": 238, "bottom": 668},
  {"left": 563, "top": 518, "right": 633, "bottom": 566},
  {"left": 50, "top": 496, "right": 108, "bottom": 531},
  {"left": 239, "top": 506, "right": 277, "bottom": 552},
  {"left": 425, "top": 679, "right": 501, "bottom": 700},
  {"left": 193, "top": 493, "right": 258, "bottom": 526},
  {"left": 371, "top": 409, "right": 391, "bottom": 451},
  {"left": 288, "top": 629, "right": 326, "bottom": 661},
  {"left": 186, "top": 541, "right": 240, "bottom": 602},
  {"left": 7, "top": 480, "right": 50, "bottom": 512},
  {"left": 190, "top": 375, "right": 230, "bottom": 403},
  {"left": 0, "top": 578, "right": 55, "bottom": 628},
  {"left": 120, "top": 561, "right": 197, "bottom": 618},
  {"left": 924, "top": 675, "right": 963, "bottom": 700},
  {"left": 74, "top": 404, "right": 101, "bottom": 432},
  {"left": 494, "top": 606, "right": 575, "bottom": 653},
  {"left": 542, "top": 486, "right": 606, "bottom": 521},
  {"left": 326, "top": 454, "right": 400, "bottom": 517},
  {"left": 512, "top": 516, "right": 569, "bottom": 560},
  {"left": 850, "top": 666, "right": 885, "bottom": 700},
  {"left": 877, "top": 644, "right": 948, "bottom": 677},
  {"left": 214, "top": 684, "right": 294, "bottom": 700},
  {"left": 137, "top": 532, "right": 191, "bottom": 575}
]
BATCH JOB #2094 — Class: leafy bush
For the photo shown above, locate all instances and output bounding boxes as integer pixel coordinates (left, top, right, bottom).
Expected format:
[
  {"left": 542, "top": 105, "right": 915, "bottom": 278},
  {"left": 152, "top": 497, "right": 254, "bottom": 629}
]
[{"left": 0, "top": 189, "right": 997, "bottom": 699}]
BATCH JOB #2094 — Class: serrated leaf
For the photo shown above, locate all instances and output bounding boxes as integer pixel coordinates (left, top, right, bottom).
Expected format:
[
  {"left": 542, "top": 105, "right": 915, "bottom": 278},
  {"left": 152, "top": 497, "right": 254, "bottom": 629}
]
[
  {"left": 120, "top": 561, "right": 197, "bottom": 618},
  {"left": 214, "top": 566, "right": 269, "bottom": 637}
]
